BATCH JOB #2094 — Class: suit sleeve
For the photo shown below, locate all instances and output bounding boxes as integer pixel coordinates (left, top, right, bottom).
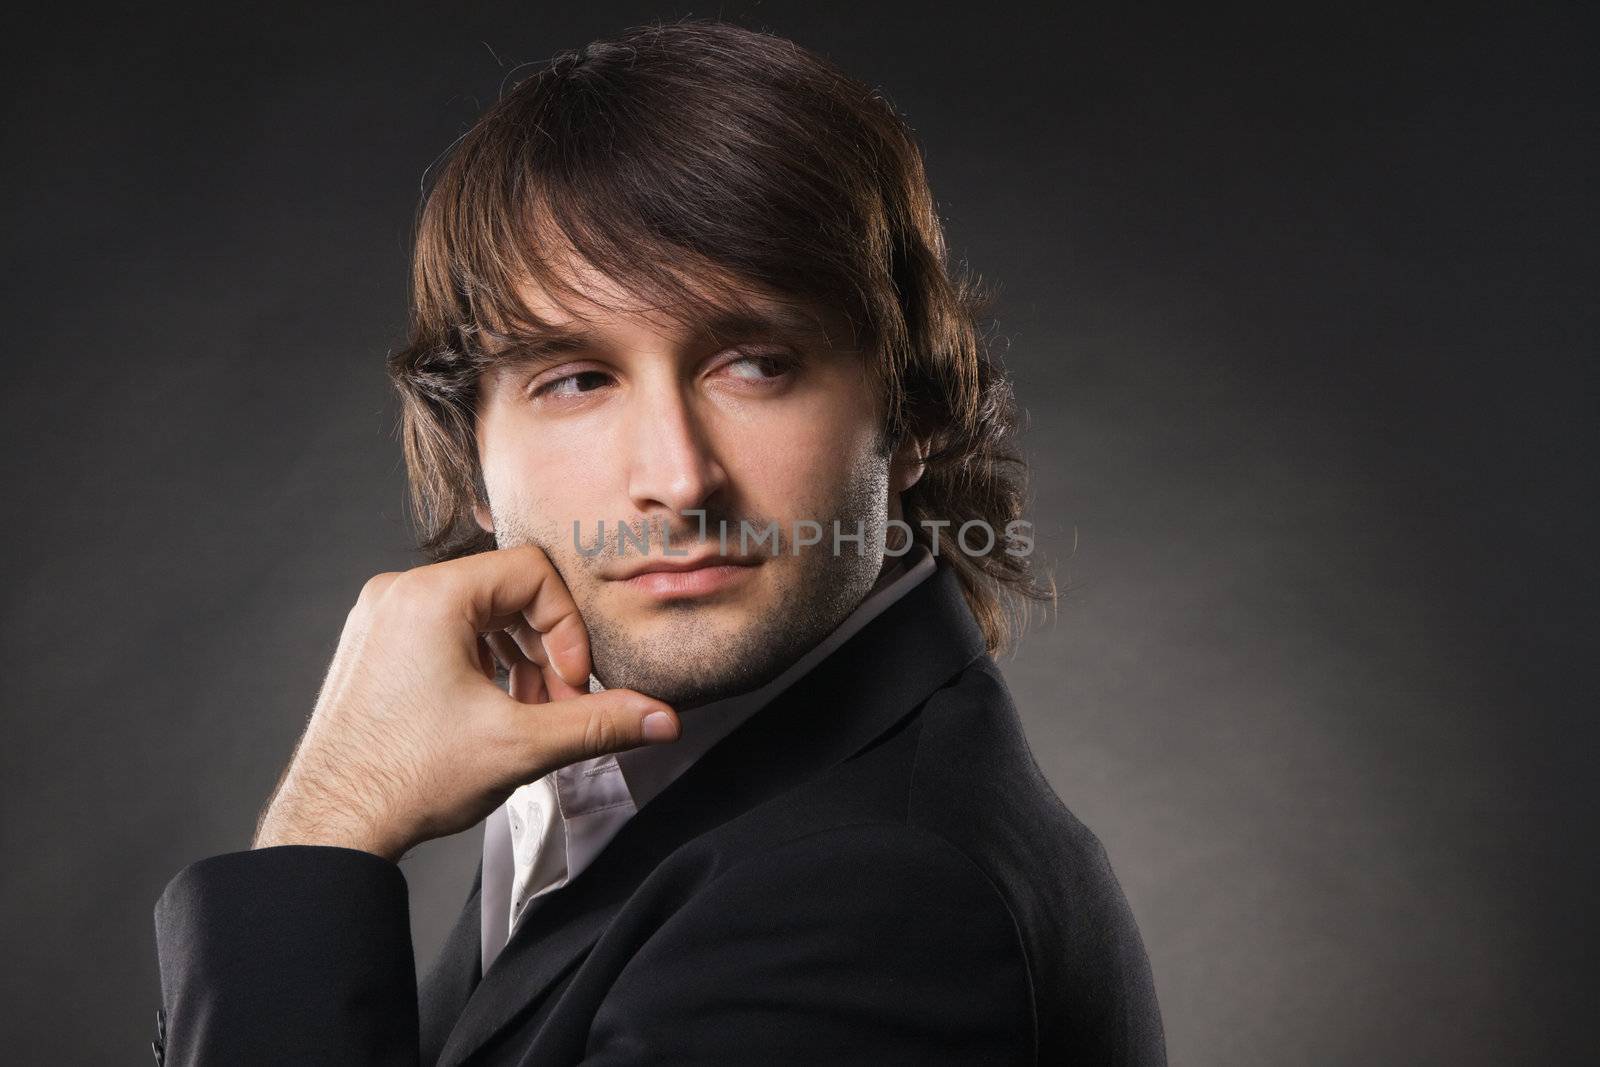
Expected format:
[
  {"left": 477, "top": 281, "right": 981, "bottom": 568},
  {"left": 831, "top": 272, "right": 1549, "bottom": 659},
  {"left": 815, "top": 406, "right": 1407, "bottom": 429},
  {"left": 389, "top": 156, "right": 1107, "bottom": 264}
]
[
  {"left": 582, "top": 823, "right": 1037, "bottom": 1065},
  {"left": 153, "top": 845, "right": 420, "bottom": 1066}
]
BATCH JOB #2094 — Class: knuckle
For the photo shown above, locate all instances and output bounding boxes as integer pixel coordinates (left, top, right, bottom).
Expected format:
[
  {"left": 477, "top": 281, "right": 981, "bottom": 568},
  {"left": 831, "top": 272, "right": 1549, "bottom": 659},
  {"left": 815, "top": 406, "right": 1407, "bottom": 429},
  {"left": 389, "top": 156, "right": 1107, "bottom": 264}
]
[
  {"left": 349, "top": 572, "right": 402, "bottom": 625},
  {"left": 359, "top": 571, "right": 400, "bottom": 603},
  {"left": 389, "top": 567, "right": 441, "bottom": 605},
  {"left": 584, "top": 708, "right": 620, "bottom": 755}
]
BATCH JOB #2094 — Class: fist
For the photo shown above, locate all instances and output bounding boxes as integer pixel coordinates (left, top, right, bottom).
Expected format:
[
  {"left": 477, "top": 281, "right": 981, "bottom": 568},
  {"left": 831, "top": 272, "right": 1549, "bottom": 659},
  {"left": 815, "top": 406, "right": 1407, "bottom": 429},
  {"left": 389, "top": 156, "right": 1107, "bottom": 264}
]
[{"left": 251, "top": 544, "right": 679, "bottom": 862}]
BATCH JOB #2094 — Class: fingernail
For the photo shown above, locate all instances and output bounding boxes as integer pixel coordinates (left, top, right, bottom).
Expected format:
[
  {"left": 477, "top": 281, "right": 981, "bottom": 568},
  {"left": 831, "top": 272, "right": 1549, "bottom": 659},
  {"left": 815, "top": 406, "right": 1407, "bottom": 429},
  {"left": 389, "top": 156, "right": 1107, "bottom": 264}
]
[{"left": 641, "top": 711, "right": 678, "bottom": 743}]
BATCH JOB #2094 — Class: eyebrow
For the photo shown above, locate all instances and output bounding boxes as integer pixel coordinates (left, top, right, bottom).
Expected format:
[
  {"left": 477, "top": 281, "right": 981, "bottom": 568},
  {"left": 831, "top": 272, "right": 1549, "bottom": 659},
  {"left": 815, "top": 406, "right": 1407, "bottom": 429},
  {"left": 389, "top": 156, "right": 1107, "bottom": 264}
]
[{"left": 489, "top": 305, "right": 849, "bottom": 369}]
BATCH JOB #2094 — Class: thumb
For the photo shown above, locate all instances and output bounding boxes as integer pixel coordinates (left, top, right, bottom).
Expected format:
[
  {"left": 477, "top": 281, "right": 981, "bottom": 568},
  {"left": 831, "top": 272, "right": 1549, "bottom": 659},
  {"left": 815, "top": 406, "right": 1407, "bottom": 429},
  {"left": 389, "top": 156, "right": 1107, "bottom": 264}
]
[{"left": 495, "top": 687, "right": 680, "bottom": 779}]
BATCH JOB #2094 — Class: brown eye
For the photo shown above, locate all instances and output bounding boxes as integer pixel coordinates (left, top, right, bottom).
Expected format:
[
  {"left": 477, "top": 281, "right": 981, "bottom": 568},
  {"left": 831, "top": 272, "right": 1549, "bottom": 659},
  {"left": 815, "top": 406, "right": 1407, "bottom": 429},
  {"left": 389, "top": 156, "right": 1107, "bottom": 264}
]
[{"left": 534, "top": 370, "right": 611, "bottom": 399}]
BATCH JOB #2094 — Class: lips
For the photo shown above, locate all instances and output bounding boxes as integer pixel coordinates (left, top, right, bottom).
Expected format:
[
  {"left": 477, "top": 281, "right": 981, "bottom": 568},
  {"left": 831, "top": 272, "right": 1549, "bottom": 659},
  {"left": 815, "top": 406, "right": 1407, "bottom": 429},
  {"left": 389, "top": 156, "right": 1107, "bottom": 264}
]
[
  {"left": 613, "top": 555, "right": 763, "bottom": 600},
  {"left": 611, "top": 554, "right": 762, "bottom": 581}
]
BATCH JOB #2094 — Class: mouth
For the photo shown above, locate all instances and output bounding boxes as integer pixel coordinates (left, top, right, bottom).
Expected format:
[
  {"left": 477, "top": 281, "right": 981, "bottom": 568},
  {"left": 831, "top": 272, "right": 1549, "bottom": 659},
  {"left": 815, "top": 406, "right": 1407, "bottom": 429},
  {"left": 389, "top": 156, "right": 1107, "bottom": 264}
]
[{"left": 612, "top": 555, "right": 765, "bottom": 600}]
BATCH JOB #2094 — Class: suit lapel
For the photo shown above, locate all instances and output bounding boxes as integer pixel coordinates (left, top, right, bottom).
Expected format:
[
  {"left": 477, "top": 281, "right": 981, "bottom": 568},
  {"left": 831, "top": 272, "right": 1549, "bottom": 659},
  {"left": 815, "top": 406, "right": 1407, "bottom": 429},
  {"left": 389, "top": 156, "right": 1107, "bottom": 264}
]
[{"left": 435, "top": 560, "right": 987, "bottom": 1067}]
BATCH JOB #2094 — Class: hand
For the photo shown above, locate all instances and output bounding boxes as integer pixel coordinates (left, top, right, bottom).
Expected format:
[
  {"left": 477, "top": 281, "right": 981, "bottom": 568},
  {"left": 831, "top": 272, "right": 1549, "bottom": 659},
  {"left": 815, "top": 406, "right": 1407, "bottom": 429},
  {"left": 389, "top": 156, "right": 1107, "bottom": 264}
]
[{"left": 251, "top": 544, "right": 680, "bottom": 862}]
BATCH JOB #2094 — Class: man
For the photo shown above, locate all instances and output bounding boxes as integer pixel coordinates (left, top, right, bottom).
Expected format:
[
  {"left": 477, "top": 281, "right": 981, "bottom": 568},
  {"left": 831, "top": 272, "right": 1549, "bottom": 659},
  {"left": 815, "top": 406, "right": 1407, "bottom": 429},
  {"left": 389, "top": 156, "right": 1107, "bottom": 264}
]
[{"left": 151, "top": 19, "right": 1165, "bottom": 1066}]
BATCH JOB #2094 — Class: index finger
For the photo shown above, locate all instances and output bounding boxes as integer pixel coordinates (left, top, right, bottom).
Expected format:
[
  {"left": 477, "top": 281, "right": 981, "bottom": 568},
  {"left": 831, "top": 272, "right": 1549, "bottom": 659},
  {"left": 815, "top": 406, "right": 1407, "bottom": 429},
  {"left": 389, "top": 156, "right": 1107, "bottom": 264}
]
[{"left": 427, "top": 544, "right": 592, "bottom": 687}]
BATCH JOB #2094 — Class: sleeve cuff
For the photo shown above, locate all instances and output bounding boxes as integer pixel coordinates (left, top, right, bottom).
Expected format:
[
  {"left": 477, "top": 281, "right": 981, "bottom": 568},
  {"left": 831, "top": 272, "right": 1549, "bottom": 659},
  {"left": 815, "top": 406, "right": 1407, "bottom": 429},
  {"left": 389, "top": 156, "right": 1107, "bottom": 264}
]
[{"left": 153, "top": 845, "right": 418, "bottom": 1064}]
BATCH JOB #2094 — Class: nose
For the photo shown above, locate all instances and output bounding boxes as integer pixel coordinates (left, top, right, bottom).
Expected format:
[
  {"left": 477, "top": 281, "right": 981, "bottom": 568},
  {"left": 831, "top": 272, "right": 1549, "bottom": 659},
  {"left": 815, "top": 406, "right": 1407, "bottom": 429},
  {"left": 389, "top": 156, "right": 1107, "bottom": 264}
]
[{"left": 623, "top": 377, "right": 729, "bottom": 526}]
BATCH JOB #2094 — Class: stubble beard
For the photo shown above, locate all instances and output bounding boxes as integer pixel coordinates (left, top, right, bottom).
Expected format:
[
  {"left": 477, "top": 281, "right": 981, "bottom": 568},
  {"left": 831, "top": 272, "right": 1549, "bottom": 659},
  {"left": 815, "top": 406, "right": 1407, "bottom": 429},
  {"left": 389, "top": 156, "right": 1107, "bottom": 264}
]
[{"left": 486, "top": 465, "right": 891, "bottom": 710}]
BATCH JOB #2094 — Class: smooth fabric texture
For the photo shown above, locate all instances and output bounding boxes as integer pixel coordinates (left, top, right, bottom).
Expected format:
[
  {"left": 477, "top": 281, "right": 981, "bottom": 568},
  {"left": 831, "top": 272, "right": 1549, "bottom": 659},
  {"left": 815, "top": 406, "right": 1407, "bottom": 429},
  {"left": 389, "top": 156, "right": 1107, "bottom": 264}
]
[
  {"left": 482, "top": 545, "right": 936, "bottom": 973},
  {"left": 152, "top": 560, "right": 1167, "bottom": 1065}
]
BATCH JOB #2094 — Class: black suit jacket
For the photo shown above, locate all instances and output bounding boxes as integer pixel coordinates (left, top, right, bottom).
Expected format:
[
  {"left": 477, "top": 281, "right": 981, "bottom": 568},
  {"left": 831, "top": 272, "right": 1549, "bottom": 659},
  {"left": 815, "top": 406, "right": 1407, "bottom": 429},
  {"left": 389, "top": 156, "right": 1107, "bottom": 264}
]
[{"left": 153, "top": 561, "right": 1166, "bottom": 1065}]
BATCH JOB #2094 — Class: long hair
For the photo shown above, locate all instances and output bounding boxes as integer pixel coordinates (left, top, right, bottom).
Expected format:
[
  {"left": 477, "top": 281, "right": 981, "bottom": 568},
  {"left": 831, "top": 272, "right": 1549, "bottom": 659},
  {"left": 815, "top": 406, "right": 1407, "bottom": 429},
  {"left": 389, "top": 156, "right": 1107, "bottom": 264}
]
[{"left": 387, "top": 18, "right": 1056, "bottom": 656}]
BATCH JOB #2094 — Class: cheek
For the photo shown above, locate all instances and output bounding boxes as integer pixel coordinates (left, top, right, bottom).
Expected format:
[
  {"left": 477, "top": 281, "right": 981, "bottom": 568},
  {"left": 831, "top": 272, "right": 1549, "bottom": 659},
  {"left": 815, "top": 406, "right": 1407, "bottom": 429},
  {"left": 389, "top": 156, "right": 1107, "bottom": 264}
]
[
  {"left": 719, "top": 384, "right": 882, "bottom": 514},
  {"left": 477, "top": 399, "right": 611, "bottom": 531}
]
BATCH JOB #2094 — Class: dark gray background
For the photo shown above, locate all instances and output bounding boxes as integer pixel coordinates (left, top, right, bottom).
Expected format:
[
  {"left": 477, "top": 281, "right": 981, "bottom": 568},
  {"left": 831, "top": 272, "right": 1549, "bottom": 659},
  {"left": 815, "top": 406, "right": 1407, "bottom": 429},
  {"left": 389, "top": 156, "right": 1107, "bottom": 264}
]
[{"left": 2, "top": 3, "right": 1593, "bottom": 1062}]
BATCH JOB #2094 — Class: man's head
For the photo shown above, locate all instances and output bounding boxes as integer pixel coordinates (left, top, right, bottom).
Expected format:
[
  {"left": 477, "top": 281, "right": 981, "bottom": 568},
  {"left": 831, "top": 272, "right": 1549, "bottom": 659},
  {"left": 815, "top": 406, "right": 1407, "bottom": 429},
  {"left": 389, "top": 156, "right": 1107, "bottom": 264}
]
[{"left": 389, "top": 19, "right": 1048, "bottom": 705}]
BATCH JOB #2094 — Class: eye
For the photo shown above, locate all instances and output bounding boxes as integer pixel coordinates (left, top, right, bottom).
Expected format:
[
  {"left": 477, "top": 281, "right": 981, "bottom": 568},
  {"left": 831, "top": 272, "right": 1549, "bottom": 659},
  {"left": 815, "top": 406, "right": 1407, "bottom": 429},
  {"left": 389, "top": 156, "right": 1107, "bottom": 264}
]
[
  {"left": 530, "top": 369, "right": 612, "bottom": 400},
  {"left": 719, "top": 351, "right": 797, "bottom": 383}
]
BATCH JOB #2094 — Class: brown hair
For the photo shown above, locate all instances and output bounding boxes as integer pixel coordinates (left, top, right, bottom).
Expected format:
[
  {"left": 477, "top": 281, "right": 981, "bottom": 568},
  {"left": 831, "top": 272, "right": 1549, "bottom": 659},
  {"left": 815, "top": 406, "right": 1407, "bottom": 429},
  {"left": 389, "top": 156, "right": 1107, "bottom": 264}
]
[{"left": 387, "top": 18, "right": 1056, "bottom": 656}]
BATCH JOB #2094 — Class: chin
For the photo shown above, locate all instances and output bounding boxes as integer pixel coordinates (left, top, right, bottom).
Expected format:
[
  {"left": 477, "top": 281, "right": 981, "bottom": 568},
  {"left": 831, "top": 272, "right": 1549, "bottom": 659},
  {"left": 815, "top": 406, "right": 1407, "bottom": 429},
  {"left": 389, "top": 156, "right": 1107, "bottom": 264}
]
[
  {"left": 589, "top": 638, "right": 765, "bottom": 709},
  {"left": 588, "top": 612, "right": 812, "bottom": 710}
]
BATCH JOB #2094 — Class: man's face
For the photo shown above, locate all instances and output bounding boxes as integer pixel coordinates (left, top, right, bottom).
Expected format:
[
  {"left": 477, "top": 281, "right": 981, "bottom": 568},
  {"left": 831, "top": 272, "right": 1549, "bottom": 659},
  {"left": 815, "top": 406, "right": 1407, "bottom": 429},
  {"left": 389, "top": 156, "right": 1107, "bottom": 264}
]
[{"left": 473, "top": 265, "right": 924, "bottom": 709}]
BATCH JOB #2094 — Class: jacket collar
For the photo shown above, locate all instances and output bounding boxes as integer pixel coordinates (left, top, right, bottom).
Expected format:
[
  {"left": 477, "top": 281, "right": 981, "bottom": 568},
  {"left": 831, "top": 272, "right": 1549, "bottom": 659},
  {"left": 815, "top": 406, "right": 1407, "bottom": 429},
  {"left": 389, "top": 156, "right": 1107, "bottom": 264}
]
[{"left": 431, "top": 557, "right": 988, "bottom": 1067}]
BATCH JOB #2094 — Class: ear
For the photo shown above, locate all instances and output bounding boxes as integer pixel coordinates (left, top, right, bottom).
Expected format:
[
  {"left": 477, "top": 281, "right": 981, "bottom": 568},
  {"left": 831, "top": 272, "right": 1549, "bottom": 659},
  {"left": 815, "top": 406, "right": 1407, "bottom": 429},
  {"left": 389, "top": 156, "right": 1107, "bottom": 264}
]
[
  {"left": 890, "top": 434, "right": 928, "bottom": 494},
  {"left": 472, "top": 501, "right": 495, "bottom": 534}
]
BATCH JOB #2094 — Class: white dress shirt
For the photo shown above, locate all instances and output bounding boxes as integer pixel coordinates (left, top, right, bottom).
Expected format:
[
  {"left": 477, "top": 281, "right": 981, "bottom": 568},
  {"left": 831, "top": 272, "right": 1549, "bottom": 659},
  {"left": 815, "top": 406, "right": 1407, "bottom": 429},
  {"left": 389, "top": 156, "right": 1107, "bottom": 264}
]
[{"left": 479, "top": 543, "right": 937, "bottom": 974}]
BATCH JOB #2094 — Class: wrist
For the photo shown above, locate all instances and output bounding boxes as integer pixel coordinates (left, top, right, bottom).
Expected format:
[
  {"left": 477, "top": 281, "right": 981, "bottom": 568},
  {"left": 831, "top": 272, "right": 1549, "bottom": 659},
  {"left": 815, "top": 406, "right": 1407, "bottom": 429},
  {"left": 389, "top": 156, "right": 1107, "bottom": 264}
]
[{"left": 253, "top": 792, "right": 406, "bottom": 862}]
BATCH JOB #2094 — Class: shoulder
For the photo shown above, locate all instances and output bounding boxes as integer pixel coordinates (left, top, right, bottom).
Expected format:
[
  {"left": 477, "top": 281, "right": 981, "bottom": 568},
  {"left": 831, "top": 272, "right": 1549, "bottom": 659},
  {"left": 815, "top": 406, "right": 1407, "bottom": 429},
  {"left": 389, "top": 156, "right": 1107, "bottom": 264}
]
[{"left": 906, "top": 659, "right": 1168, "bottom": 1063}]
